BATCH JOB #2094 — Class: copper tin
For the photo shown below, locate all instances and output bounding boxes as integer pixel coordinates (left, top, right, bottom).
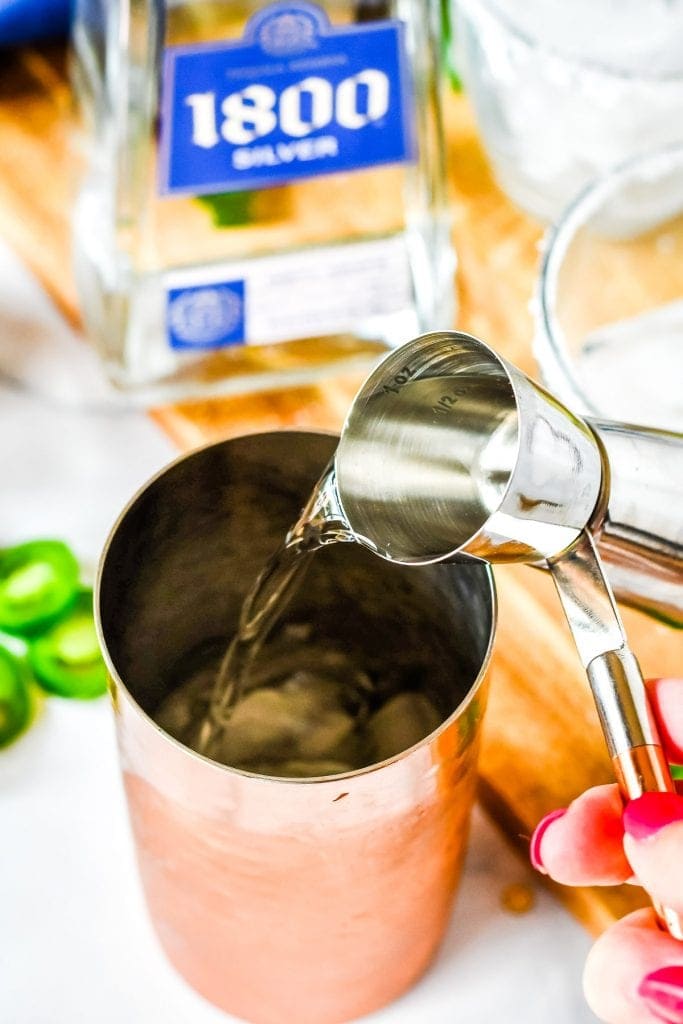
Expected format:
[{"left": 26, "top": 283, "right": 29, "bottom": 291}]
[{"left": 96, "top": 432, "right": 496, "bottom": 1024}]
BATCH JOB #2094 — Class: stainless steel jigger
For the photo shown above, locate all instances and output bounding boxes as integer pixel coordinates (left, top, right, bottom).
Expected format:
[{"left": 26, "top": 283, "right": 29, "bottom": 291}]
[{"left": 333, "top": 330, "right": 683, "bottom": 939}]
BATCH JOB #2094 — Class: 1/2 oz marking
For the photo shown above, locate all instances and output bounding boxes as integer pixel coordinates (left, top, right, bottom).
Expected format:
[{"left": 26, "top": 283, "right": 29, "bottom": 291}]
[{"left": 432, "top": 393, "right": 458, "bottom": 415}]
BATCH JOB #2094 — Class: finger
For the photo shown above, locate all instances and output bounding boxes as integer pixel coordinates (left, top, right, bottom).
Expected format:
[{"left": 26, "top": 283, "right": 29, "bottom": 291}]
[
  {"left": 530, "top": 784, "right": 631, "bottom": 885},
  {"left": 623, "top": 793, "right": 683, "bottom": 913},
  {"left": 530, "top": 680, "right": 683, "bottom": 883},
  {"left": 647, "top": 678, "right": 683, "bottom": 766},
  {"left": 584, "top": 908, "right": 683, "bottom": 1024}
]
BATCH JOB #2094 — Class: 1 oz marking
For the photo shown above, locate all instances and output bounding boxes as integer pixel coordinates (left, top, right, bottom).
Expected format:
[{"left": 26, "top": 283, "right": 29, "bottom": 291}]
[{"left": 380, "top": 361, "right": 421, "bottom": 396}]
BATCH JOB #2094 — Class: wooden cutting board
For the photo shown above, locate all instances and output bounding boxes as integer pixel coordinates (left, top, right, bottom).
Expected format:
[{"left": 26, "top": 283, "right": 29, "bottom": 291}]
[{"left": 2, "top": 44, "right": 681, "bottom": 936}]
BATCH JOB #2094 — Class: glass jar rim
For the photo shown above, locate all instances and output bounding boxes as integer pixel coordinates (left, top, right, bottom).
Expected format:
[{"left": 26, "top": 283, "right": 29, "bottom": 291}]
[{"left": 534, "top": 143, "right": 683, "bottom": 416}]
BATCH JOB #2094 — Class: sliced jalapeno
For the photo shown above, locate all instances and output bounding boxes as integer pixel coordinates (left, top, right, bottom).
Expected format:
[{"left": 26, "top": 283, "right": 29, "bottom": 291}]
[
  {"left": 0, "top": 644, "right": 31, "bottom": 747},
  {"left": 29, "top": 591, "right": 107, "bottom": 699},
  {"left": 0, "top": 540, "right": 80, "bottom": 635}
]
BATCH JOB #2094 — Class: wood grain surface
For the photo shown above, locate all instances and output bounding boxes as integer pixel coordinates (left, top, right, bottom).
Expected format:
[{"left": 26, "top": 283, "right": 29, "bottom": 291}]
[{"left": 2, "top": 44, "right": 681, "bottom": 936}]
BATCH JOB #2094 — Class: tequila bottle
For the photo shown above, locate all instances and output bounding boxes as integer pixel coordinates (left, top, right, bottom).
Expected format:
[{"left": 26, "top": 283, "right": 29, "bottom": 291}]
[{"left": 71, "top": 0, "right": 455, "bottom": 397}]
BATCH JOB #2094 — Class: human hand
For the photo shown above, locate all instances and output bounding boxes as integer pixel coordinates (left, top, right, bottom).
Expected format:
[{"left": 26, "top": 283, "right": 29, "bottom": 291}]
[{"left": 529, "top": 678, "right": 683, "bottom": 1024}]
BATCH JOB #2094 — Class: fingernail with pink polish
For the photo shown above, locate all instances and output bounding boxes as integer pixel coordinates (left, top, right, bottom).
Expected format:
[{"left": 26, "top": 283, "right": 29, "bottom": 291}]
[
  {"left": 623, "top": 793, "right": 683, "bottom": 842},
  {"left": 639, "top": 966, "right": 683, "bottom": 1024},
  {"left": 529, "top": 808, "right": 566, "bottom": 874}
]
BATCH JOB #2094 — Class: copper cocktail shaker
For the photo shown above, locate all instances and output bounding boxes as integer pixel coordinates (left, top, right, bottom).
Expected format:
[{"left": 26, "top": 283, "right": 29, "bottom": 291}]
[{"left": 96, "top": 431, "right": 497, "bottom": 1024}]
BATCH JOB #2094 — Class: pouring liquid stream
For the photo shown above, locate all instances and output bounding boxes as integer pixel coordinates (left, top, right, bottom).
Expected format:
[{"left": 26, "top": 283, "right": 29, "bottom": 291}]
[{"left": 196, "top": 461, "right": 352, "bottom": 754}]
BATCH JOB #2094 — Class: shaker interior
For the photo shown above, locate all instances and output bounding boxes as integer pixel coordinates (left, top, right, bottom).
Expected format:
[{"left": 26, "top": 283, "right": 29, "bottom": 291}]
[{"left": 97, "top": 431, "right": 495, "bottom": 747}]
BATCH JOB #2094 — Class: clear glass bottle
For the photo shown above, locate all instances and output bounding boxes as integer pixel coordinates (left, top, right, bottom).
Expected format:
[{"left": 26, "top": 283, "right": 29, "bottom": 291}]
[{"left": 71, "top": 0, "right": 454, "bottom": 397}]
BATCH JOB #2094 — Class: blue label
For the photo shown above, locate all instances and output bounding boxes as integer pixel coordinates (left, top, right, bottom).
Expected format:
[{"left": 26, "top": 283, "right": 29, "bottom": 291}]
[
  {"left": 167, "top": 281, "right": 246, "bottom": 349},
  {"left": 159, "top": 2, "right": 415, "bottom": 195}
]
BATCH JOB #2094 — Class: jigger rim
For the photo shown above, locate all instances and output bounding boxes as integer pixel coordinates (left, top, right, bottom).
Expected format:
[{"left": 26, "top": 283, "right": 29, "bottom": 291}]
[
  {"left": 94, "top": 429, "right": 497, "bottom": 786},
  {"left": 336, "top": 330, "right": 524, "bottom": 565}
]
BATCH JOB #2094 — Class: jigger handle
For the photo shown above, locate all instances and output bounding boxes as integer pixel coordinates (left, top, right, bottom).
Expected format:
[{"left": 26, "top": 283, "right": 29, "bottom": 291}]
[
  {"left": 549, "top": 531, "right": 682, "bottom": 940},
  {"left": 587, "top": 649, "right": 683, "bottom": 940}
]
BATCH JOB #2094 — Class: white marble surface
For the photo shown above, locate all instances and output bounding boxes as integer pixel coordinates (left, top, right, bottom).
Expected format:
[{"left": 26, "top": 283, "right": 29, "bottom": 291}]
[{"left": 0, "top": 238, "right": 597, "bottom": 1023}]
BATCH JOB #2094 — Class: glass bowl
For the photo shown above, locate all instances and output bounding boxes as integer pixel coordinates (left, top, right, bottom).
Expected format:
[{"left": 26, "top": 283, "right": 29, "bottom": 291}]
[{"left": 535, "top": 144, "right": 683, "bottom": 432}]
